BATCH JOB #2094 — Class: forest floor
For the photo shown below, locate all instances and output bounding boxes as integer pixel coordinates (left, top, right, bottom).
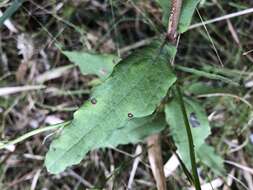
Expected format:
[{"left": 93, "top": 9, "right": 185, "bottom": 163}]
[{"left": 0, "top": 0, "right": 253, "bottom": 189}]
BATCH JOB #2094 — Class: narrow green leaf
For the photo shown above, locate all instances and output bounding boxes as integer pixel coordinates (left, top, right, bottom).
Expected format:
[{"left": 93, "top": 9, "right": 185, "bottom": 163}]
[
  {"left": 179, "top": 0, "right": 201, "bottom": 32},
  {"left": 63, "top": 51, "right": 120, "bottom": 80},
  {"left": 185, "top": 82, "right": 229, "bottom": 95},
  {"left": 175, "top": 65, "right": 239, "bottom": 86},
  {"left": 197, "top": 144, "right": 225, "bottom": 175},
  {"left": 165, "top": 97, "right": 211, "bottom": 168},
  {"left": 45, "top": 42, "right": 177, "bottom": 174},
  {"left": 156, "top": 0, "right": 171, "bottom": 27},
  {"left": 0, "top": 0, "right": 24, "bottom": 27},
  {"left": 157, "top": 0, "right": 200, "bottom": 33}
]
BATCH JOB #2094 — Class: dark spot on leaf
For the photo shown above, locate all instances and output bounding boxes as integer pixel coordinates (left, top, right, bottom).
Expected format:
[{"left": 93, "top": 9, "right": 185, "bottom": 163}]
[
  {"left": 99, "top": 68, "right": 107, "bottom": 75},
  {"left": 189, "top": 112, "right": 201, "bottom": 128},
  {"left": 128, "top": 113, "right": 133, "bottom": 118},
  {"left": 91, "top": 98, "right": 97, "bottom": 105},
  {"left": 113, "top": 58, "right": 118, "bottom": 64},
  {"left": 53, "top": 147, "right": 56, "bottom": 152}
]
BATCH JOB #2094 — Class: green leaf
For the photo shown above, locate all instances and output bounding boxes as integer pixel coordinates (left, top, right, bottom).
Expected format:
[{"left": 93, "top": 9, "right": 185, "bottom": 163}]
[
  {"left": 0, "top": 0, "right": 24, "bottom": 28},
  {"left": 175, "top": 65, "right": 239, "bottom": 86},
  {"left": 63, "top": 51, "right": 120, "bottom": 80},
  {"left": 197, "top": 144, "right": 225, "bottom": 175},
  {"left": 165, "top": 97, "right": 211, "bottom": 167},
  {"left": 45, "top": 42, "right": 177, "bottom": 174},
  {"left": 179, "top": 0, "right": 201, "bottom": 32},
  {"left": 156, "top": 0, "right": 171, "bottom": 27},
  {"left": 185, "top": 82, "right": 228, "bottom": 95},
  {"left": 100, "top": 114, "right": 166, "bottom": 148},
  {"left": 157, "top": 0, "right": 200, "bottom": 33}
]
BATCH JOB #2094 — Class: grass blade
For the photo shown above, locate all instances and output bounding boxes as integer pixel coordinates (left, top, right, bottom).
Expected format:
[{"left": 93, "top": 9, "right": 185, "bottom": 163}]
[{"left": 0, "top": 0, "right": 24, "bottom": 27}]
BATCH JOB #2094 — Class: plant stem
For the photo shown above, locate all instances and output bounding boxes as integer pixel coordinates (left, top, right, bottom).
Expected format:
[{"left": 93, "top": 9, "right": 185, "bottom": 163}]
[
  {"left": 175, "top": 84, "right": 202, "bottom": 190},
  {"left": 147, "top": 134, "right": 167, "bottom": 190},
  {"left": 166, "top": 0, "right": 202, "bottom": 189},
  {"left": 0, "top": 122, "right": 69, "bottom": 150},
  {"left": 166, "top": 0, "right": 183, "bottom": 42}
]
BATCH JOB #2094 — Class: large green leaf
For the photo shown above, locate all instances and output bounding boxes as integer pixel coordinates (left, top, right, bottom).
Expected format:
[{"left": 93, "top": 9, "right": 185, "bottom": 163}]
[
  {"left": 45, "top": 42, "right": 177, "bottom": 174},
  {"left": 63, "top": 51, "right": 120, "bottom": 80},
  {"left": 157, "top": 0, "right": 200, "bottom": 33},
  {"left": 197, "top": 144, "right": 225, "bottom": 175},
  {"left": 165, "top": 97, "right": 211, "bottom": 167}
]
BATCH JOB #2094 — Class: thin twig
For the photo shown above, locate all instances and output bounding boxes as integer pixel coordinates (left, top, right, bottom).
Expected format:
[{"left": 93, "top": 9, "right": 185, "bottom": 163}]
[
  {"left": 197, "top": 93, "right": 252, "bottom": 109},
  {"left": 0, "top": 122, "right": 68, "bottom": 150},
  {"left": 127, "top": 145, "right": 142, "bottom": 189},
  {"left": 189, "top": 7, "right": 253, "bottom": 30},
  {"left": 196, "top": 9, "right": 224, "bottom": 67},
  {"left": 0, "top": 85, "right": 45, "bottom": 96},
  {"left": 147, "top": 134, "right": 167, "bottom": 190}
]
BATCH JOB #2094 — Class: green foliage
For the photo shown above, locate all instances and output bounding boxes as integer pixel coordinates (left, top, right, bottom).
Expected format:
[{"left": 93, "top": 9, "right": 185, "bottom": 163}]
[
  {"left": 175, "top": 65, "right": 239, "bottom": 86},
  {"left": 185, "top": 82, "right": 228, "bottom": 95},
  {"left": 157, "top": 0, "right": 200, "bottom": 32},
  {"left": 165, "top": 97, "right": 211, "bottom": 168},
  {"left": 63, "top": 51, "right": 120, "bottom": 80},
  {"left": 179, "top": 0, "right": 201, "bottom": 32},
  {"left": 98, "top": 114, "right": 166, "bottom": 148},
  {"left": 197, "top": 144, "right": 225, "bottom": 175},
  {"left": 156, "top": 0, "right": 171, "bottom": 27},
  {"left": 45, "top": 42, "right": 177, "bottom": 174}
]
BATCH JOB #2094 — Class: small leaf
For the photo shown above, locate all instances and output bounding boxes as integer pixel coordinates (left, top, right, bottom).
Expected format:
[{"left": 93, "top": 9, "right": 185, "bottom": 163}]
[
  {"left": 165, "top": 97, "right": 211, "bottom": 168},
  {"left": 185, "top": 82, "right": 228, "bottom": 95},
  {"left": 157, "top": 0, "right": 201, "bottom": 33},
  {"left": 45, "top": 41, "right": 177, "bottom": 174},
  {"left": 179, "top": 0, "right": 201, "bottom": 32},
  {"left": 156, "top": 0, "right": 171, "bottom": 27},
  {"left": 63, "top": 51, "right": 120, "bottom": 79},
  {"left": 197, "top": 144, "right": 225, "bottom": 175}
]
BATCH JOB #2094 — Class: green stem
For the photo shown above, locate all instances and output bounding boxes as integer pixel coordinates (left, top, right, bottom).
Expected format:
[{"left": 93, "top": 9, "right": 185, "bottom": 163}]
[
  {"left": 175, "top": 65, "right": 238, "bottom": 86},
  {"left": 175, "top": 83, "right": 202, "bottom": 190},
  {"left": 0, "top": 0, "right": 25, "bottom": 27},
  {"left": 0, "top": 121, "right": 69, "bottom": 150}
]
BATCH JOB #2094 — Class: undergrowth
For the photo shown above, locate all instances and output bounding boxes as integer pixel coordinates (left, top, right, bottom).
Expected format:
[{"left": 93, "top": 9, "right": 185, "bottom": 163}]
[{"left": 0, "top": 0, "right": 253, "bottom": 189}]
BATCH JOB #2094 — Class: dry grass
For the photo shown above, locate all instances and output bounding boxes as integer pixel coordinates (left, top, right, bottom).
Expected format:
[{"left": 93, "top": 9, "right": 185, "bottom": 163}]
[{"left": 0, "top": 0, "right": 253, "bottom": 189}]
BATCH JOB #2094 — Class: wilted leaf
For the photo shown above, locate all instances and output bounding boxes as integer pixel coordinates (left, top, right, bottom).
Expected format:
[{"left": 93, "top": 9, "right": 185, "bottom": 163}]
[
  {"left": 165, "top": 97, "right": 211, "bottom": 167},
  {"left": 63, "top": 51, "right": 120, "bottom": 79},
  {"left": 45, "top": 42, "right": 177, "bottom": 174},
  {"left": 157, "top": 0, "right": 200, "bottom": 32},
  {"left": 197, "top": 144, "right": 225, "bottom": 175}
]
